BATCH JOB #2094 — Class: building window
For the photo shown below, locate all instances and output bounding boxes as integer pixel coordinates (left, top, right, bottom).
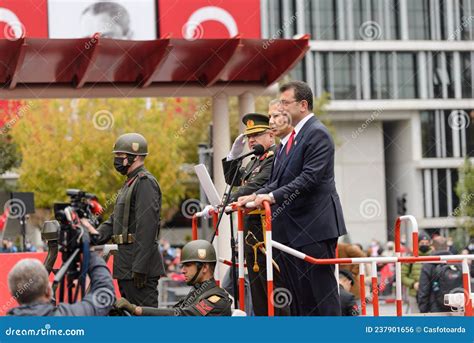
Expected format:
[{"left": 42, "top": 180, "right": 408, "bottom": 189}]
[
  {"left": 292, "top": 59, "right": 305, "bottom": 83},
  {"left": 332, "top": 53, "right": 357, "bottom": 99},
  {"left": 370, "top": 52, "right": 393, "bottom": 99},
  {"left": 421, "top": 110, "right": 474, "bottom": 158},
  {"left": 313, "top": 0, "right": 338, "bottom": 40},
  {"left": 421, "top": 111, "right": 437, "bottom": 158},
  {"left": 406, "top": 0, "right": 430, "bottom": 39},
  {"left": 352, "top": 0, "right": 366, "bottom": 40},
  {"left": 461, "top": 52, "right": 474, "bottom": 98},
  {"left": 432, "top": 52, "right": 454, "bottom": 99},
  {"left": 396, "top": 53, "right": 417, "bottom": 98},
  {"left": 268, "top": 0, "right": 283, "bottom": 39},
  {"left": 319, "top": 52, "right": 358, "bottom": 99},
  {"left": 389, "top": 0, "right": 401, "bottom": 40},
  {"left": 422, "top": 168, "right": 460, "bottom": 218},
  {"left": 460, "top": 0, "right": 474, "bottom": 40}
]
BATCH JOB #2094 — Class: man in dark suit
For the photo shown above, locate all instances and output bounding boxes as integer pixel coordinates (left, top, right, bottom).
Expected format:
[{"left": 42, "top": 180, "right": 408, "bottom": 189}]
[{"left": 238, "top": 81, "right": 347, "bottom": 316}]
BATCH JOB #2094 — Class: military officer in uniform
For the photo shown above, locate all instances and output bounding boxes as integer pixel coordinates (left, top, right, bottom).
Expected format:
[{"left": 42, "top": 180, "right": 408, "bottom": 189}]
[
  {"left": 115, "top": 240, "right": 232, "bottom": 316},
  {"left": 82, "top": 133, "right": 165, "bottom": 307},
  {"left": 222, "top": 113, "right": 289, "bottom": 316}
]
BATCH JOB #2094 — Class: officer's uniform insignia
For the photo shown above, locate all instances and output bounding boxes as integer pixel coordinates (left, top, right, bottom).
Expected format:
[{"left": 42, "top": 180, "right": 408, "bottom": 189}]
[
  {"left": 132, "top": 142, "right": 139, "bottom": 152},
  {"left": 198, "top": 249, "right": 206, "bottom": 259},
  {"left": 195, "top": 300, "right": 213, "bottom": 316},
  {"left": 207, "top": 295, "right": 221, "bottom": 304},
  {"left": 266, "top": 150, "right": 274, "bottom": 158}
]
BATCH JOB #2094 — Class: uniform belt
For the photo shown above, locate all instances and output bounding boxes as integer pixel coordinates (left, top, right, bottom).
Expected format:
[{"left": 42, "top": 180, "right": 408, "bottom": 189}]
[
  {"left": 111, "top": 233, "right": 135, "bottom": 245},
  {"left": 111, "top": 232, "right": 160, "bottom": 244}
]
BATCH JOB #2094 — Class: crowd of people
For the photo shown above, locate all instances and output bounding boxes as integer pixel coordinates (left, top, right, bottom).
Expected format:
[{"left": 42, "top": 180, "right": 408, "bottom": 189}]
[{"left": 0, "top": 239, "right": 37, "bottom": 253}]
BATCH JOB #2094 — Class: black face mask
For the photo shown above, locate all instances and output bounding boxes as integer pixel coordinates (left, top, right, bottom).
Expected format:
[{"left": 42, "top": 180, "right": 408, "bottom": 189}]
[
  {"left": 419, "top": 245, "right": 431, "bottom": 254},
  {"left": 114, "top": 155, "right": 135, "bottom": 175}
]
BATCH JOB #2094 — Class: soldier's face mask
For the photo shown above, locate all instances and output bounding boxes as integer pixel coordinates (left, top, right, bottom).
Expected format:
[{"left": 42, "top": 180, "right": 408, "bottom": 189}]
[
  {"left": 419, "top": 245, "right": 431, "bottom": 254},
  {"left": 114, "top": 155, "right": 135, "bottom": 175}
]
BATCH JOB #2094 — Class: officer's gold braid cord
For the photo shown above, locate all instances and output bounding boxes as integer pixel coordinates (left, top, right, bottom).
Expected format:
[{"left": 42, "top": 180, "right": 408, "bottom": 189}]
[{"left": 245, "top": 231, "right": 280, "bottom": 273}]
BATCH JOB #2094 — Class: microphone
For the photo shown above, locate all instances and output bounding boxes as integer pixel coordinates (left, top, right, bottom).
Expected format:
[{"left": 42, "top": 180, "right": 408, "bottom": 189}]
[{"left": 231, "top": 144, "right": 265, "bottom": 161}]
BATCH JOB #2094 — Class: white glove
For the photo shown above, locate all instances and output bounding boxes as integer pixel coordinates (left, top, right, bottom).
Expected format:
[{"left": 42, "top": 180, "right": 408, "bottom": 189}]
[
  {"left": 227, "top": 134, "right": 246, "bottom": 160},
  {"left": 202, "top": 205, "right": 214, "bottom": 219}
]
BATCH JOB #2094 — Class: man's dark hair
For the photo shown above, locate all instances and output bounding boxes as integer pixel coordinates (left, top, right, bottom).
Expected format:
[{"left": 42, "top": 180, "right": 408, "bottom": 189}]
[
  {"left": 207, "top": 262, "right": 216, "bottom": 273},
  {"left": 280, "top": 81, "right": 314, "bottom": 111}
]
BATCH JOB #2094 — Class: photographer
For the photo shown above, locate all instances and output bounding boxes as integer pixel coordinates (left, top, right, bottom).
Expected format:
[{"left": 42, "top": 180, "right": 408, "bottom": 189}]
[{"left": 7, "top": 252, "right": 114, "bottom": 316}]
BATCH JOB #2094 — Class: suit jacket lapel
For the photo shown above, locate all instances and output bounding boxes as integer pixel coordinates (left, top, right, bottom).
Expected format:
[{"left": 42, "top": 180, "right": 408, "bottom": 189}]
[{"left": 274, "top": 116, "right": 318, "bottom": 182}]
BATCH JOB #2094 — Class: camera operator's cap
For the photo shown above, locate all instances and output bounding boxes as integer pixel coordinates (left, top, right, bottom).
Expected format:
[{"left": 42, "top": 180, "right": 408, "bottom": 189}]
[
  {"left": 242, "top": 113, "right": 270, "bottom": 136},
  {"left": 418, "top": 231, "right": 431, "bottom": 242},
  {"left": 112, "top": 133, "right": 148, "bottom": 155},
  {"left": 181, "top": 240, "right": 216, "bottom": 264}
]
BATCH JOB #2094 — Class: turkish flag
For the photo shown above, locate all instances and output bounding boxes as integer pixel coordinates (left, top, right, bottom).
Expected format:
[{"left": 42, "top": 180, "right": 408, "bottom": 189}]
[
  {"left": 158, "top": 0, "right": 260, "bottom": 39},
  {"left": 0, "top": 0, "right": 48, "bottom": 39}
]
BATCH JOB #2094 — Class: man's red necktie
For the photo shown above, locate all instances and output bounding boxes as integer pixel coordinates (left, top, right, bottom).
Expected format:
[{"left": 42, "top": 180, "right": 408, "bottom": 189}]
[{"left": 286, "top": 130, "right": 296, "bottom": 155}]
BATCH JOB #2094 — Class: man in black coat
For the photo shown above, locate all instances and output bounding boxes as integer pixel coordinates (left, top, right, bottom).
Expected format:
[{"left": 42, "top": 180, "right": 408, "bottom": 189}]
[
  {"left": 238, "top": 81, "right": 347, "bottom": 316},
  {"left": 82, "top": 133, "right": 165, "bottom": 308},
  {"left": 418, "top": 236, "right": 462, "bottom": 313}
]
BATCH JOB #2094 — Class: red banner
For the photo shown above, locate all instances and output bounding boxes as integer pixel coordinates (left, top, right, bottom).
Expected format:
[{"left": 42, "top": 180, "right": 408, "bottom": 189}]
[{"left": 158, "top": 0, "right": 261, "bottom": 39}]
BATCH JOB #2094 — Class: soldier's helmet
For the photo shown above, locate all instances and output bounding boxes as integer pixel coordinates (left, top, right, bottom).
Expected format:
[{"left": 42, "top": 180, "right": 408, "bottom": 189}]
[
  {"left": 112, "top": 133, "right": 148, "bottom": 156},
  {"left": 180, "top": 240, "right": 217, "bottom": 264}
]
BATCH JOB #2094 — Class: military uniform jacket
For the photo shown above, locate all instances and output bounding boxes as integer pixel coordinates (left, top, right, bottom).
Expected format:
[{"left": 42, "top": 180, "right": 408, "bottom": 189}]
[
  {"left": 141, "top": 278, "right": 232, "bottom": 316},
  {"left": 96, "top": 166, "right": 165, "bottom": 280},
  {"left": 221, "top": 145, "right": 277, "bottom": 203}
]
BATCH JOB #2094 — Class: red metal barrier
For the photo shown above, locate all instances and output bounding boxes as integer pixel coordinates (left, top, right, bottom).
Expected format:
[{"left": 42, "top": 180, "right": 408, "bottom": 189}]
[
  {"left": 359, "top": 264, "right": 367, "bottom": 315},
  {"left": 262, "top": 201, "right": 274, "bottom": 317},
  {"left": 237, "top": 208, "right": 245, "bottom": 312},
  {"left": 195, "top": 205, "right": 473, "bottom": 317}
]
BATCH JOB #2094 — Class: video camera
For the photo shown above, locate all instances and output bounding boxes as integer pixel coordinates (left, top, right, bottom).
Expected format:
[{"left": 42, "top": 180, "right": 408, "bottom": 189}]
[
  {"left": 43, "top": 189, "right": 103, "bottom": 252},
  {"left": 42, "top": 189, "right": 104, "bottom": 304}
]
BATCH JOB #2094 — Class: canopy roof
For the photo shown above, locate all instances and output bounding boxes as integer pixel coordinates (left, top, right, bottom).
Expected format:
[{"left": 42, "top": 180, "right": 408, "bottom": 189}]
[{"left": 0, "top": 36, "right": 309, "bottom": 98}]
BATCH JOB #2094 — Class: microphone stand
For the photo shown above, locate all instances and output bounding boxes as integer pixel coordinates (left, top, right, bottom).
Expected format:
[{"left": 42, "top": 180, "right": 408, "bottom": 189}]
[
  {"left": 211, "top": 157, "right": 243, "bottom": 309},
  {"left": 210, "top": 145, "right": 264, "bottom": 310}
]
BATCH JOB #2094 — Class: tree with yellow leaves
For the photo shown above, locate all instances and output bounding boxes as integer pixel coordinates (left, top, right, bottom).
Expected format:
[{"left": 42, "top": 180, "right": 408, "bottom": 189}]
[{"left": 12, "top": 97, "right": 191, "bottom": 220}]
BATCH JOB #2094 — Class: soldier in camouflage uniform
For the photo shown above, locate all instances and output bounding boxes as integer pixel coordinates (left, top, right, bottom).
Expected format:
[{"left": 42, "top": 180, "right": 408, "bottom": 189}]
[
  {"left": 82, "top": 133, "right": 165, "bottom": 307},
  {"left": 115, "top": 240, "right": 232, "bottom": 316},
  {"left": 222, "top": 113, "right": 289, "bottom": 316}
]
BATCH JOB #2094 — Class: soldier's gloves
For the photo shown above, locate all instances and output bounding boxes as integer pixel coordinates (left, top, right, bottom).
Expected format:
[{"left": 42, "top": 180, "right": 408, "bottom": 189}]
[
  {"left": 132, "top": 272, "right": 147, "bottom": 289},
  {"left": 227, "top": 134, "right": 246, "bottom": 160},
  {"left": 202, "top": 205, "right": 214, "bottom": 219},
  {"left": 115, "top": 298, "right": 137, "bottom": 315}
]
